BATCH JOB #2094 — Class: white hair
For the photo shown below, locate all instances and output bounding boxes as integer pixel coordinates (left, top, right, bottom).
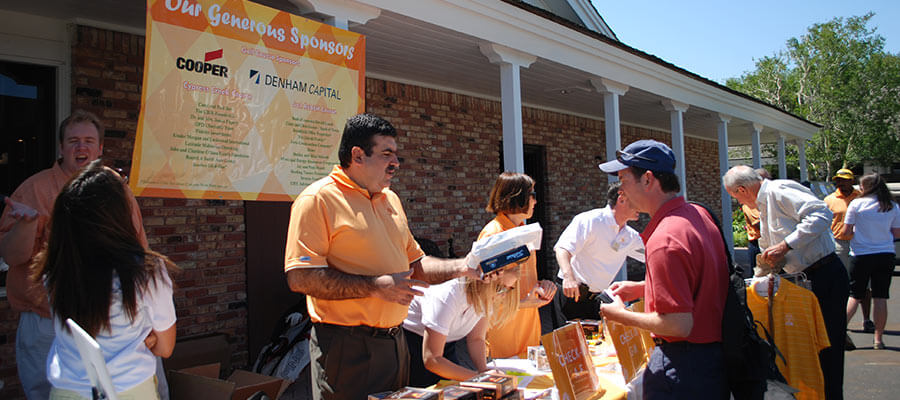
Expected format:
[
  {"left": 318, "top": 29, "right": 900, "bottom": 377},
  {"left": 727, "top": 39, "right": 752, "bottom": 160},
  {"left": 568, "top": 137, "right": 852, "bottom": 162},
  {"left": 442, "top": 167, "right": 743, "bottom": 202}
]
[{"left": 723, "top": 165, "right": 762, "bottom": 190}]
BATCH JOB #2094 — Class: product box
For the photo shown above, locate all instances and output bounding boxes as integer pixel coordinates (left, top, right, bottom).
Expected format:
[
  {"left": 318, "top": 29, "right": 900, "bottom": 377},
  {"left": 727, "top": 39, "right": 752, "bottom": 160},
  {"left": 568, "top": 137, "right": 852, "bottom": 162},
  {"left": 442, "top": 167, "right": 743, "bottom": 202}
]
[
  {"left": 442, "top": 385, "right": 484, "bottom": 400},
  {"left": 168, "top": 363, "right": 289, "bottom": 400},
  {"left": 498, "top": 389, "right": 524, "bottom": 400},
  {"left": 460, "top": 373, "right": 517, "bottom": 400},
  {"left": 566, "top": 319, "right": 602, "bottom": 341},
  {"left": 368, "top": 387, "right": 444, "bottom": 399}
]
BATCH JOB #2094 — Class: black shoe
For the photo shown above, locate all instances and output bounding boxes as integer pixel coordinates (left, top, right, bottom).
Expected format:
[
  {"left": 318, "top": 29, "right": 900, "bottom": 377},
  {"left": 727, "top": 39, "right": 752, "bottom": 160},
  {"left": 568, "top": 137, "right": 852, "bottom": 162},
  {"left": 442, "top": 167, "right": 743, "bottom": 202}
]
[
  {"left": 863, "top": 320, "right": 875, "bottom": 333},
  {"left": 846, "top": 335, "right": 856, "bottom": 351}
]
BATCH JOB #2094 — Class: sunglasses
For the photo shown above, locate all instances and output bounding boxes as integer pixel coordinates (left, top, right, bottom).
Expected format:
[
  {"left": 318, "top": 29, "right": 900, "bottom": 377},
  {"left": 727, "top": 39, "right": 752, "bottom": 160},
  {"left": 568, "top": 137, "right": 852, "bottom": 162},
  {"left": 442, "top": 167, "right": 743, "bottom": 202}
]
[{"left": 616, "top": 149, "right": 657, "bottom": 164}]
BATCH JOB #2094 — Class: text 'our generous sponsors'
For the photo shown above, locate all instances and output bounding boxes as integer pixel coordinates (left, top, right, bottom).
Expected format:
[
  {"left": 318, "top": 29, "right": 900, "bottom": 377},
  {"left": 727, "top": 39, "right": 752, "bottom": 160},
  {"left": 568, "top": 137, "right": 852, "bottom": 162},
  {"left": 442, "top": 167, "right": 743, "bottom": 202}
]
[{"left": 163, "top": 0, "right": 357, "bottom": 60}]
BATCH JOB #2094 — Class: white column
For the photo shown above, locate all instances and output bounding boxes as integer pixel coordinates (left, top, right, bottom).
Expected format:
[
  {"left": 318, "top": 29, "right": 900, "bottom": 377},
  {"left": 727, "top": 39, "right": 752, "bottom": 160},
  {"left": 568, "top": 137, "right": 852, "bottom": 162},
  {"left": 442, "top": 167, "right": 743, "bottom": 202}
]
[
  {"left": 717, "top": 114, "right": 734, "bottom": 251},
  {"left": 751, "top": 123, "right": 763, "bottom": 169},
  {"left": 590, "top": 77, "right": 629, "bottom": 182},
  {"left": 289, "top": 0, "right": 380, "bottom": 28},
  {"left": 797, "top": 140, "right": 808, "bottom": 182},
  {"left": 777, "top": 134, "right": 787, "bottom": 179},
  {"left": 663, "top": 99, "right": 689, "bottom": 198},
  {"left": 480, "top": 43, "right": 536, "bottom": 173}
]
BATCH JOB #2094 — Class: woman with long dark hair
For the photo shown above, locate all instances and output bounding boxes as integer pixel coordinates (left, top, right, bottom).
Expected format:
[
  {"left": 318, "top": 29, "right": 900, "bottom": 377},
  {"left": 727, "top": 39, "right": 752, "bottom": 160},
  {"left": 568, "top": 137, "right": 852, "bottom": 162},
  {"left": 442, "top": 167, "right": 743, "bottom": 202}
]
[
  {"left": 842, "top": 173, "right": 900, "bottom": 349},
  {"left": 33, "top": 160, "right": 177, "bottom": 399}
]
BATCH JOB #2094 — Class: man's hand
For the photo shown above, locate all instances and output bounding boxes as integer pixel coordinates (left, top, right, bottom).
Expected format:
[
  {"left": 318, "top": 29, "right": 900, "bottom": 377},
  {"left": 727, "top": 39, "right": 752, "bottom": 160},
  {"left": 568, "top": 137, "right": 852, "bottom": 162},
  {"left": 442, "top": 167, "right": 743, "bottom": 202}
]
[
  {"left": 561, "top": 274, "right": 580, "bottom": 301},
  {"left": 599, "top": 292, "right": 626, "bottom": 323},
  {"left": 372, "top": 269, "right": 428, "bottom": 306},
  {"left": 3, "top": 196, "right": 38, "bottom": 222},
  {"left": 761, "top": 241, "right": 790, "bottom": 266},
  {"left": 607, "top": 280, "right": 644, "bottom": 302}
]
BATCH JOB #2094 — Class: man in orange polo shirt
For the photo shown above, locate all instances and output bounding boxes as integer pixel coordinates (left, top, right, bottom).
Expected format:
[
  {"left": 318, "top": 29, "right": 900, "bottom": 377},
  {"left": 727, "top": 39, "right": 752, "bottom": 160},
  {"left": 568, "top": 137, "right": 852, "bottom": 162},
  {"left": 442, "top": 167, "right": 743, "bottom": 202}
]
[
  {"left": 0, "top": 110, "right": 148, "bottom": 399},
  {"left": 824, "top": 168, "right": 872, "bottom": 334},
  {"left": 284, "top": 114, "right": 474, "bottom": 400}
]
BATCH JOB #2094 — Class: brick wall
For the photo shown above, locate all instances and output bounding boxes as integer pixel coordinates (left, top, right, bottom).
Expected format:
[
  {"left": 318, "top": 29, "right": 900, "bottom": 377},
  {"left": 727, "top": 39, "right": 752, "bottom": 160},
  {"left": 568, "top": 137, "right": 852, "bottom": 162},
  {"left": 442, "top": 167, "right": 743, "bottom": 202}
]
[{"left": 367, "top": 78, "right": 723, "bottom": 264}]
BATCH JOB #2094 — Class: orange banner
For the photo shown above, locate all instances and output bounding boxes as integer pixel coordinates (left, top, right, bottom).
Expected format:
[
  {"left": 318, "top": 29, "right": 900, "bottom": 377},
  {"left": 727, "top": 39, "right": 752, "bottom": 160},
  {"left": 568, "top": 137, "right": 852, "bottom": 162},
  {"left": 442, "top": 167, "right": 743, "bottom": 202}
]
[{"left": 131, "top": 0, "right": 365, "bottom": 200}]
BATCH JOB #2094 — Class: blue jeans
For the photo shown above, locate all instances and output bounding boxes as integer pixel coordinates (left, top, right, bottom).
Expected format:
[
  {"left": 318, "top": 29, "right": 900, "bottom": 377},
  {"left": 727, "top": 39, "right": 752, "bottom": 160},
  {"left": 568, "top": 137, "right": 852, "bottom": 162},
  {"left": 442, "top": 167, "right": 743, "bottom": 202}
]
[
  {"left": 16, "top": 312, "right": 55, "bottom": 400},
  {"left": 643, "top": 341, "right": 726, "bottom": 400}
]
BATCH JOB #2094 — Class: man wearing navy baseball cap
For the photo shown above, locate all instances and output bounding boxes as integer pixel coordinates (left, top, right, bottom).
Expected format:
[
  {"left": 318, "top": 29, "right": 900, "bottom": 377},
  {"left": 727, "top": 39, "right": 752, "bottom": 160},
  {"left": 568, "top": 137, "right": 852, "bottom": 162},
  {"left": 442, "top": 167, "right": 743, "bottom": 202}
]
[{"left": 598, "top": 140, "right": 730, "bottom": 399}]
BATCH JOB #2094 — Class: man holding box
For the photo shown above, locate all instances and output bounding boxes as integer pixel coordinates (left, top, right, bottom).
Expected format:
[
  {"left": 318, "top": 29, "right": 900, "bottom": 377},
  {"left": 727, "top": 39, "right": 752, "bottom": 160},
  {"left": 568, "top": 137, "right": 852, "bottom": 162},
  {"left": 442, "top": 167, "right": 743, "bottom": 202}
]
[
  {"left": 284, "top": 114, "right": 474, "bottom": 400},
  {"left": 598, "top": 140, "right": 728, "bottom": 399}
]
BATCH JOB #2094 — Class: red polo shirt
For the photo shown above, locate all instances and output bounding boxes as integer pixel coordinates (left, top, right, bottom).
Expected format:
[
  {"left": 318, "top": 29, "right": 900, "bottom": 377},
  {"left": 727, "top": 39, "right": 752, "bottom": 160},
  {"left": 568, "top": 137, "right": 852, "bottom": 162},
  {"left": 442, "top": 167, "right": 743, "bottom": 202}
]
[{"left": 641, "top": 197, "right": 728, "bottom": 343}]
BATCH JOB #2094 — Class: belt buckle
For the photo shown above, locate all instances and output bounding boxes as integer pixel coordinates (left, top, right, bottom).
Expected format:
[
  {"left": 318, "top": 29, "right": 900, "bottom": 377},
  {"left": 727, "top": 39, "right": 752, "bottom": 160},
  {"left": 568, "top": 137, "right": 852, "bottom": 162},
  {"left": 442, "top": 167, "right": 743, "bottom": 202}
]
[{"left": 386, "top": 326, "right": 400, "bottom": 336}]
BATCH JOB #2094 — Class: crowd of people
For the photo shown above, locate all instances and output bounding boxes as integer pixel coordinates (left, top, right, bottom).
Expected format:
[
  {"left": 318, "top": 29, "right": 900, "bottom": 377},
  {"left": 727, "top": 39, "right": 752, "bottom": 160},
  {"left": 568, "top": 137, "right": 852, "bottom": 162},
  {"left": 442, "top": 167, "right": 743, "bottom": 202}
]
[{"left": 1, "top": 110, "right": 897, "bottom": 399}]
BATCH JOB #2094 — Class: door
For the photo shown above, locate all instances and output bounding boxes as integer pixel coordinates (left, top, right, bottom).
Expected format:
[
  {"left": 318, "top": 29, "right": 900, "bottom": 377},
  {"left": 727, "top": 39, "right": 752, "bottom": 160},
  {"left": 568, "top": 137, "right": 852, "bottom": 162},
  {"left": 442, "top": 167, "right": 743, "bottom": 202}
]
[{"left": 499, "top": 143, "right": 553, "bottom": 280}]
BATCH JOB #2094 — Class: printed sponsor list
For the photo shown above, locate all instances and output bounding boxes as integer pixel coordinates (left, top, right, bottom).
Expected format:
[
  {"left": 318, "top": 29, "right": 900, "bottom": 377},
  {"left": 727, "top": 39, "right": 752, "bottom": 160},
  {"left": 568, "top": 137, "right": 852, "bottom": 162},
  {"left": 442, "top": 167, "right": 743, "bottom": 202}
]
[
  {"left": 169, "top": 102, "right": 249, "bottom": 170},
  {"left": 283, "top": 117, "right": 339, "bottom": 185}
]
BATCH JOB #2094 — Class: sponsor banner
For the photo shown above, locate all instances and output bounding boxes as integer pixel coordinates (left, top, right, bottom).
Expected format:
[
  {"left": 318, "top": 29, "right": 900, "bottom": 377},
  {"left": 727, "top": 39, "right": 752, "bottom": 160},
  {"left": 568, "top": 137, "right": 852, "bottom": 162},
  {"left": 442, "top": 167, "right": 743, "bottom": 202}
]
[{"left": 131, "top": 0, "right": 365, "bottom": 200}]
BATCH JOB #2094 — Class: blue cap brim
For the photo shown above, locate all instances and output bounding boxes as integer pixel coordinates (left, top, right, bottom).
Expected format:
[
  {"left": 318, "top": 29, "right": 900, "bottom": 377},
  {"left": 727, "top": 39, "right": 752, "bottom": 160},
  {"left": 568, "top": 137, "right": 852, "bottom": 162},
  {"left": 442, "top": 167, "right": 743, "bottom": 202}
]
[{"left": 599, "top": 159, "right": 628, "bottom": 174}]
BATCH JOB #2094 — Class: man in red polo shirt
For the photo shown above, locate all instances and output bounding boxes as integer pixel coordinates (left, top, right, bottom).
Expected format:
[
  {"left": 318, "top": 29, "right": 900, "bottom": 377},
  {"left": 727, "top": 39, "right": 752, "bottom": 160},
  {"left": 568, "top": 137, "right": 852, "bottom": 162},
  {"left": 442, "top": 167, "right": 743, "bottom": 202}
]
[{"left": 598, "top": 140, "right": 728, "bottom": 399}]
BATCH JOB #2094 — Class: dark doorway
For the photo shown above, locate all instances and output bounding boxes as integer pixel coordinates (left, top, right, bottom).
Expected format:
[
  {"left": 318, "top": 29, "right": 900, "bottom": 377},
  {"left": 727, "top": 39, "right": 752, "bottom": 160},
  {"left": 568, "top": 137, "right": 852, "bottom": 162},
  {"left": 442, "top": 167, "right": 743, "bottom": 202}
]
[
  {"left": 0, "top": 60, "right": 57, "bottom": 198},
  {"left": 245, "top": 201, "right": 303, "bottom": 361},
  {"left": 499, "top": 143, "right": 552, "bottom": 280}
]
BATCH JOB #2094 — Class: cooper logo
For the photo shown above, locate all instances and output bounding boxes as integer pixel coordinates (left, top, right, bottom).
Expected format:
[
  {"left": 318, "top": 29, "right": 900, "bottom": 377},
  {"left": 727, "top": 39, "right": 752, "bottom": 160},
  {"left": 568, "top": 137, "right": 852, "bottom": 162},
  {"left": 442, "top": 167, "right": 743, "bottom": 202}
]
[{"left": 176, "top": 49, "right": 228, "bottom": 77}]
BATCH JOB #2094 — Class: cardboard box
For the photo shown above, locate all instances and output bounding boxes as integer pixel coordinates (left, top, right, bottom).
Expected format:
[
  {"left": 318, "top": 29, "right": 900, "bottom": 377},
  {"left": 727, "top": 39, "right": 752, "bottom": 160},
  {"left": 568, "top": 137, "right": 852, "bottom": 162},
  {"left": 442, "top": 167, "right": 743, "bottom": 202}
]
[
  {"left": 460, "top": 373, "right": 517, "bottom": 400},
  {"left": 442, "top": 385, "right": 484, "bottom": 400},
  {"left": 164, "top": 332, "right": 232, "bottom": 373},
  {"left": 168, "top": 363, "right": 289, "bottom": 400}
]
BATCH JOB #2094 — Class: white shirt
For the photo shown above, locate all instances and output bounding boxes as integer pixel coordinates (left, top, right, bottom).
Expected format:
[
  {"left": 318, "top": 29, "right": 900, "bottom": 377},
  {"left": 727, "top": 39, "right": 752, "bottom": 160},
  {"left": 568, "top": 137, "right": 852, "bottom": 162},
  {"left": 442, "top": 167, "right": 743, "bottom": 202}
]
[
  {"left": 403, "top": 279, "right": 483, "bottom": 342},
  {"left": 844, "top": 196, "right": 900, "bottom": 256},
  {"left": 757, "top": 179, "right": 835, "bottom": 273},
  {"left": 47, "top": 265, "right": 176, "bottom": 398},
  {"left": 554, "top": 206, "right": 645, "bottom": 292}
]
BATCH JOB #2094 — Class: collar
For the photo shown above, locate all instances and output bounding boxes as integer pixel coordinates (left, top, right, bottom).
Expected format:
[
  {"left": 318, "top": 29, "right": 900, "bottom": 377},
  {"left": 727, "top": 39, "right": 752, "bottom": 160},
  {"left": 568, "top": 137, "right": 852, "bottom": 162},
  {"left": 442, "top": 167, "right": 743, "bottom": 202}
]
[
  {"left": 640, "top": 196, "right": 685, "bottom": 243},
  {"left": 329, "top": 165, "right": 382, "bottom": 199},
  {"left": 494, "top": 213, "right": 523, "bottom": 230},
  {"left": 832, "top": 189, "right": 860, "bottom": 199}
]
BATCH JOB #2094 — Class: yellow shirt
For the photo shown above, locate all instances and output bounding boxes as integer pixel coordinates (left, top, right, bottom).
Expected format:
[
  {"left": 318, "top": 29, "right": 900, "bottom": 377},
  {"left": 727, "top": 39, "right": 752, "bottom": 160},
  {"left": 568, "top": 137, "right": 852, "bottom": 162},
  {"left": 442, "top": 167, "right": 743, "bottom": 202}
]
[
  {"left": 742, "top": 204, "right": 761, "bottom": 241},
  {"left": 747, "top": 280, "right": 829, "bottom": 400},
  {"left": 481, "top": 213, "right": 541, "bottom": 358},
  {"left": 284, "top": 166, "right": 425, "bottom": 328},
  {"left": 823, "top": 189, "right": 861, "bottom": 241}
]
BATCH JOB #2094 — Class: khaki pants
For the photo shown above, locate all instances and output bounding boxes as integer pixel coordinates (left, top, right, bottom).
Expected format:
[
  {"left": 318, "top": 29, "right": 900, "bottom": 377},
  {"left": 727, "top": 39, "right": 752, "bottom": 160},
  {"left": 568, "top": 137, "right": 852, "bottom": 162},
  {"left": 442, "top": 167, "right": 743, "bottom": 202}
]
[{"left": 50, "top": 375, "right": 159, "bottom": 400}]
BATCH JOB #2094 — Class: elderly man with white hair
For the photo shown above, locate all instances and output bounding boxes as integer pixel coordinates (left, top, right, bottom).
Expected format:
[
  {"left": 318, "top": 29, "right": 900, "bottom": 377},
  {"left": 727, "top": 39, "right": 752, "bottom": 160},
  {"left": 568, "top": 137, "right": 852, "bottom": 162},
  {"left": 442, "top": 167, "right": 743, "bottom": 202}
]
[{"left": 723, "top": 165, "right": 849, "bottom": 400}]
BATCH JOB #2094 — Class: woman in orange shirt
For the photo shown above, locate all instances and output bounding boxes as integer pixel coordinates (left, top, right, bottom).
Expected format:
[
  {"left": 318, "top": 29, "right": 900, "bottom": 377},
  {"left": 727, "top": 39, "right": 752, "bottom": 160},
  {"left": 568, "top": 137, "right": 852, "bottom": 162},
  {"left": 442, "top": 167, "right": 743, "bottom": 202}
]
[{"left": 480, "top": 172, "right": 557, "bottom": 358}]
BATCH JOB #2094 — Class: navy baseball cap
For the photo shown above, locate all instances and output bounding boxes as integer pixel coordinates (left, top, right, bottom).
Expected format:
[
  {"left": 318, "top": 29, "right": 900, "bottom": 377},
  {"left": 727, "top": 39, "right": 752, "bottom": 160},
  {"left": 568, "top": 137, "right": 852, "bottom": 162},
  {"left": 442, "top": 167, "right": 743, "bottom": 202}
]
[{"left": 598, "top": 140, "right": 676, "bottom": 174}]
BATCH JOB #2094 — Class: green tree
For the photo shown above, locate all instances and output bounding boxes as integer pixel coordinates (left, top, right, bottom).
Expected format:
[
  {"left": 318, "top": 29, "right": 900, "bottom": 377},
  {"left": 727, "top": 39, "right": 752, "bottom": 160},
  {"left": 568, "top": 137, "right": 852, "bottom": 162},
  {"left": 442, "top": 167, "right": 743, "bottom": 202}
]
[{"left": 727, "top": 13, "right": 900, "bottom": 179}]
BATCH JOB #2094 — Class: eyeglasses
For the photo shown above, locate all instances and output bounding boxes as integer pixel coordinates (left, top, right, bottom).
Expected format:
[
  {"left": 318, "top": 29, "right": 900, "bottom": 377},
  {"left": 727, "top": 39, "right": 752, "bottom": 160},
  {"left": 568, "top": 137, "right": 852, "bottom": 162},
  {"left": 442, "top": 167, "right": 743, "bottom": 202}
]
[
  {"left": 529, "top": 191, "right": 536, "bottom": 198},
  {"left": 616, "top": 149, "right": 657, "bottom": 164}
]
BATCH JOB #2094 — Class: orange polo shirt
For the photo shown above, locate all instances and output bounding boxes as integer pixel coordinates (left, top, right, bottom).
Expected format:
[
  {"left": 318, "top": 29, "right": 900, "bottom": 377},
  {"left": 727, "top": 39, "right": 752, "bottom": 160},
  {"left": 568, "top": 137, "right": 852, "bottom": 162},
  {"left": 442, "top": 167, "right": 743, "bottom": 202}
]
[
  {"left": 0, "top": 162, "right": 147, "bottom": 317},
  {"left": 284, "top": 166, "right": 425, "bottom": 328},
  {"left": 481, "top": 213, "right": 541, "bottom": 359},
  {"left": 742, "top": 204, "right": 761, "bottom": 241},
  {"left": 823, "top": 189, "right": 861, "bottom": 241}
]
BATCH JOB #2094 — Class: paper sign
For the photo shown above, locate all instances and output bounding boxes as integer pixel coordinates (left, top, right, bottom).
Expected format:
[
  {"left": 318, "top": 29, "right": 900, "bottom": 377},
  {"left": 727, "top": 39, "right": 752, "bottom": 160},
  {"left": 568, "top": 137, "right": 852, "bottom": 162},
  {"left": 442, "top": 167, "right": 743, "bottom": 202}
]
[
  {"left": 605, "top": 310, "right": 653, "bottom": 383},
  {"left": 540, "top": 322, "right": 601, "bottom": 400},
  {"left": 131, "top": 0, "right": 365, "bottom": 200}
]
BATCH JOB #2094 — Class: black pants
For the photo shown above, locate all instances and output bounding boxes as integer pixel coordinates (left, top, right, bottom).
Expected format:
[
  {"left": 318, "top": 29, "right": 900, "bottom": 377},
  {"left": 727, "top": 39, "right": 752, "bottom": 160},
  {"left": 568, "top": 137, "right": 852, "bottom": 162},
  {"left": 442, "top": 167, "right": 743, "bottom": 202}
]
[
  {"left": 805, "top": 255, "right": 849, "bottom": 400},
  {"left": 747, "top": 239, "right": 760, "bottom": 278},
  {"left": 309, "top": 323, "right": 409, "bottom": 400},
  {"left": 559, "top": 283, "right": 603, "bottom": 321},
  {"left": 404, "top": 329, "right": 468, "bottom": 387}
]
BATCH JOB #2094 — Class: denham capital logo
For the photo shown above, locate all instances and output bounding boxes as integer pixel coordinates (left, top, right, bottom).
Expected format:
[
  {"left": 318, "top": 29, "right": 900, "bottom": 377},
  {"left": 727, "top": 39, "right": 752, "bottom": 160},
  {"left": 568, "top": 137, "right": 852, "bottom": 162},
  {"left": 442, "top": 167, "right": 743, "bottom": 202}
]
[
  {"left": 249, "top": 70, "right": 260, "bottom": 84},
  {"left": 176, "top": 49, "right": 228, "bottom": 77}
]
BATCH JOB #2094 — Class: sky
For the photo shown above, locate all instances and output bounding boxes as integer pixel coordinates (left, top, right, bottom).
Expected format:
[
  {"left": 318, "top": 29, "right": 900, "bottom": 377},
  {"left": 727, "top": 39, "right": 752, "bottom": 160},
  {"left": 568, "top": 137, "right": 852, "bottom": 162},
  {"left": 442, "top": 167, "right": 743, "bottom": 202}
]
[{"left": 591, "top": 0, "right": 900, "bottom": 84}]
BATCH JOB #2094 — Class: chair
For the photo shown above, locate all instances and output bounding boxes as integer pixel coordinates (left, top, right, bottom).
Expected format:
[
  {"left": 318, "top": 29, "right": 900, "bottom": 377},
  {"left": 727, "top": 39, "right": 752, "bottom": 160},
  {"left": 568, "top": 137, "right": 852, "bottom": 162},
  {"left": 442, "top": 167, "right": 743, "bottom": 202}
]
[{"left": 65, "top": 318, "right": 119, "bottom": 400}]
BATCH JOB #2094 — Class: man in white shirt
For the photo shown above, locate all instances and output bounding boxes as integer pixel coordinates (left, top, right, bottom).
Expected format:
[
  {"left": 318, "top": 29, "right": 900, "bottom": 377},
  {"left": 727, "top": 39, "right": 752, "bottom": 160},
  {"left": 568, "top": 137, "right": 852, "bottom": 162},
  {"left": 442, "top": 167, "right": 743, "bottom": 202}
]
[
  {"left": 724, "top": 165, "right": 849, "bottom": 400},
  {"left": 555, "top": 181, "right": 644, "bottom": 320}
]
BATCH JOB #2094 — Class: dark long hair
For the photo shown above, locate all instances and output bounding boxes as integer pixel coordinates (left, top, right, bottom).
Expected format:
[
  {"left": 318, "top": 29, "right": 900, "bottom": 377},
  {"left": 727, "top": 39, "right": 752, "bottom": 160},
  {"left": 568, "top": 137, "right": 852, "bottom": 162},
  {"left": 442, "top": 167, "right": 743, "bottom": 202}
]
[
  {"left": 33, "top": 160, "right": 174, "bottom": 336},
  {"left": 859, "top": 173, "right": 895, "bottom": 213}
]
